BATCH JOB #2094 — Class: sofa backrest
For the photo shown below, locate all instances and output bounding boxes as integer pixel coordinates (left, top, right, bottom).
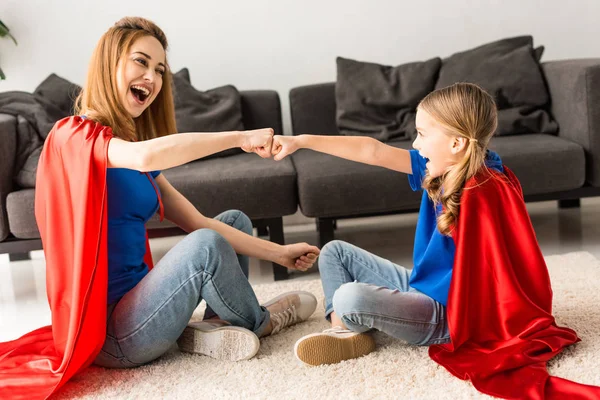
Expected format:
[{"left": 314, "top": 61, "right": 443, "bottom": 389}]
[
  {"left": 289, "top": 83, "right": 337, "bottom": 136},
  {"left": 240, "top": 90, "right": 284, "bottom": 135}
]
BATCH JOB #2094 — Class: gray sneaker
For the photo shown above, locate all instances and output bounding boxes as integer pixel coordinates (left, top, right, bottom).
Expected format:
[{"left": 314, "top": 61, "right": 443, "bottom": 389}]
[
  {"left": 177, "top": 319, "right": 260, "bottom": 361},
  {"left": 263, "top": 291, "right": 317, "bottom": 335}
]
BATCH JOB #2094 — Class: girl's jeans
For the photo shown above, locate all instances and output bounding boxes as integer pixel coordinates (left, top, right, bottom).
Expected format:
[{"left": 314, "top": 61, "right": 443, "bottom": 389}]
[
  {"left": 94, "top": 210, "right": 270, "bottom": 368},
  {"left": 319, "top": 240, "right": 450, "bottom": 346}
]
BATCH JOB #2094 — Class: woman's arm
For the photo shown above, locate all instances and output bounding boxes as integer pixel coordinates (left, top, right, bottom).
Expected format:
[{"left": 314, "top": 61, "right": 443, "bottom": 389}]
[
  {"left": 155, "top": 174, "right": 319, "bottom": 271},
  {"left": 272, "top": 134, "right": 413, "bottom": 174},
  {"left": 107, "top": 128, "right": 273, "bottom": 171}
]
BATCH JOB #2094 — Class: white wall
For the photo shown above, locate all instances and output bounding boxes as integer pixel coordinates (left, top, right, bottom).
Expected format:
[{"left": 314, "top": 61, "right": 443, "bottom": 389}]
[{"left": 1, "top": 0, "right": 599, "bottom": 133}]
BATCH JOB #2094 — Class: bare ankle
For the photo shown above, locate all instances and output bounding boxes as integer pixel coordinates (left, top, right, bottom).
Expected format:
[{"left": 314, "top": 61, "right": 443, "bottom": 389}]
[{"left": 330, "top": 312, "right": 348, "bottom": 330}]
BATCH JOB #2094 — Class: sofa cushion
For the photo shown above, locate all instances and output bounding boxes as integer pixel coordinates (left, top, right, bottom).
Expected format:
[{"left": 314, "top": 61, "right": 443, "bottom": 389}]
[
  {"left": 6, "top": 189, "right": 38, "bottom": 239},
  {"left": 489, "top": 134, "right": 585, "bottom": 193},
  {"left": 435, "top": 36, "right": 557, "bottom": 136},
  {"left": 172, "top": 68, "right": 245, "bottom": 159},
  {"left": 6, "top": 153, "right": 298, "bottom": 238},
  {"left": 152, "top": 152, "right": 298, "bottom": 224},
  {"left": 292, "top": 140, "right": 422, "bottom": 218},
  {"left": 33, "top": 73, "right": 81, "bottom": 117},
  {"left": 291, "top": 135, "right": 585, "bottom": 219},
  {"left": 335, "top": 56, "right": 441, "bottom": 142}
]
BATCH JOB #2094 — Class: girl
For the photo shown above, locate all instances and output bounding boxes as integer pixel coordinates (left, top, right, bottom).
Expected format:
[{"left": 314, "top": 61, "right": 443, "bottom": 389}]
[
  {"left": 0, "top": 17, "right": 318, "bottom": 398},
  {"left": 271, "top": 83, "right": 599, "bottom": 399}
]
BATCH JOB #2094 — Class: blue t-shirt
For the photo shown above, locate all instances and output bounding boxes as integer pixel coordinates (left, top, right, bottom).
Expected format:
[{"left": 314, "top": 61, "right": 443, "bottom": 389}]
[
  {"left": 407, "top": 149, "right": 503, "bottom": 306},
  {"left": 106, "top": 169, "right": 161, "bottom": 304}
]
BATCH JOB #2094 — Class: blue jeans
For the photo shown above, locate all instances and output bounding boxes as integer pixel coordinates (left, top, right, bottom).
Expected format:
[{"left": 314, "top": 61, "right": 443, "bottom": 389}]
[
  {"left": 319, "top": 240, "right": 450, "bottom": 346},
  {"left": 94, "top": 210, "right": 270, "bottom": 368}
]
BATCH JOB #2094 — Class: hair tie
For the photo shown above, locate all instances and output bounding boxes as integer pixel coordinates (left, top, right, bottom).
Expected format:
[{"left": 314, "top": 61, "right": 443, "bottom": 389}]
[{"left": 469, "top": 138, "right": 478, "bottom": 143}]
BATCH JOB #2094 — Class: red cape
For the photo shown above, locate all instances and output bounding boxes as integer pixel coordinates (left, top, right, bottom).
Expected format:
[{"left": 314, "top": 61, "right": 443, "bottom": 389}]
[
  {"left": 429, "top": 166, "right": 600, "bottom": 399},
  {"left": 0, "top": 116, "right": 159, "bottom": 399}
]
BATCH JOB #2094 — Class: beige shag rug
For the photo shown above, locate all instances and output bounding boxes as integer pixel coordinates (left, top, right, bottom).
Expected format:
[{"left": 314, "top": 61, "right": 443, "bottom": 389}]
[{"left": 55, "top": 252, "right": 600, "bottom": 399}]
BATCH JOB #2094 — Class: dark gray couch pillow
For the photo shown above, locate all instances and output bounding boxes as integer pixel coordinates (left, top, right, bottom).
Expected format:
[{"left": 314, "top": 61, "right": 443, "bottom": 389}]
[
  {"left": 12, "top": 74, "right": 80, "bottom": 189},
  {"left": 33, "top": 73, "right": 81, "bottom": 117},
  {"left": 336, "top": 56, "right": 441, "bottom": 142},
  {"left": 172, "top": 68, "right": 245, "bottom": 158},
  {"left": 435, "top": 36, "right": 557, "bottom": 136}
]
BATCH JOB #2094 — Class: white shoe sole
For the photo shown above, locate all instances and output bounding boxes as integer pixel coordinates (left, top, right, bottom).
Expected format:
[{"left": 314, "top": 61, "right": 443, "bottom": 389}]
[{"left": 177, "top": 325, "right": 260, "bottom": 362}]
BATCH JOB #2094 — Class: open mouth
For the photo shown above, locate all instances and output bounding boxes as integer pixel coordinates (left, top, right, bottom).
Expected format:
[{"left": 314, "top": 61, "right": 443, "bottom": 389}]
[{"left": 130, "top": 85, "right": 151, "bottom": 104}]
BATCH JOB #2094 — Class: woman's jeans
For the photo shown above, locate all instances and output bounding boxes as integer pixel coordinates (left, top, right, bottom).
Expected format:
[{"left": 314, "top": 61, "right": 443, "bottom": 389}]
[
  {"left": 319, "top": 240, "right": 450, "bottom": 346},
  {"left": 94, "top": 210, "right": 270, "bottom": 368}
]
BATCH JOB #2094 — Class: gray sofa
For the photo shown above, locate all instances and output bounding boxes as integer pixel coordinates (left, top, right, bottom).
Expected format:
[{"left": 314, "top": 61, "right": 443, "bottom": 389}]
[
  {"left": 0, "top": 90, "right": 296, "bottom": 280},
  {"left": 289, "top": 59, "right": 600, "bottom": 246}
]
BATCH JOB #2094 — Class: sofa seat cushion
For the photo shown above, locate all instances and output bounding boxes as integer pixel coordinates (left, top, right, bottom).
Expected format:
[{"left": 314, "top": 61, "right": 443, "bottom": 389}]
[
  {"left": 6, "top": 189, "right": 37, "bottom": 239},
  {"left": 6, "top": 154, "right": 297, "bottom": 238},
  {"left": 292, "top": 134, "right": 585, "bottom": 219},
  {"left": 489, "top": 134, "right": 585, "bottom": 194},
  {"left": 150, "top": 152, "right": 298, "bottom": 226},
  {"left": 292, "top": 140, "right": 422, "bottom": 218}
]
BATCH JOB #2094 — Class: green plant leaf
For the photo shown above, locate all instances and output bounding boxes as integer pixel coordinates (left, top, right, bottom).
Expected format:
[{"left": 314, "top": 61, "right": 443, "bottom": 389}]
[
  {"left": 0, "top": 67, "right": 5, "bottom": 80},
  {"left": 0, "top": 20, "right": 17, "bottom": 45}
]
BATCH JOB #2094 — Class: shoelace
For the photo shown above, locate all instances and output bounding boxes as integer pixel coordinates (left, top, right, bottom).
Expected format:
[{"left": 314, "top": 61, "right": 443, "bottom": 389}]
[{"left": 270, "top": 305, "right": 298, "bottom": 334}]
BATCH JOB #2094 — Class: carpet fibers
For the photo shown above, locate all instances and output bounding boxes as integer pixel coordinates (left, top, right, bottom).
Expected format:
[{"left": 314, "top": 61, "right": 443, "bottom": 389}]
[{"left": 55, "top": 252, "right": 600, "bottom": 399}]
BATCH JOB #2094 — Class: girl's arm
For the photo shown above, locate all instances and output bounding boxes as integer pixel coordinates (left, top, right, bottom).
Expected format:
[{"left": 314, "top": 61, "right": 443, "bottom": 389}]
[
  {"left": 107, "top": 128, "right": 273, "bottom": 171},
  {"left": 155, "top": 174, "right": 319, "bottom": 271},
  {"left": 272, "top": 134, "right": 413, "bottom": 174}
]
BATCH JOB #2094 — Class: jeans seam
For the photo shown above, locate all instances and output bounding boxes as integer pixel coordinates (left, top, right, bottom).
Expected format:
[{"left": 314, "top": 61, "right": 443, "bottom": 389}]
[
  {"left": 202, "top": 269, "right": 256, "bottom": 327},
  {"left": 342, "top": 251, "right": 409, "bottom": 292},
  {"left": 116, "top": 267, "right": 206, "bottom": 342},
  {"left": 98, "top": 348, "right": 144, "bottom": 367},
  {"left": 230, "top": 210, "right": 242, "bottom": 227},
  {"left": 98, "top": 348, "right": 120, "bottom": 360},
  {"left": 342, "top": 311, "right": 448, "bottom": 345},
  {"left": 429, "top": 336, "right": 451, "bottom": 344},
  {"left": 341, "top": 311, "right": 440, "bottom": 327}
]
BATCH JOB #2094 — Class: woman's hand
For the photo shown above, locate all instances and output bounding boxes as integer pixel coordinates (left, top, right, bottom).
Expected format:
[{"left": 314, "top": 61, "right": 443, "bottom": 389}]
[
  {"left": 277, "top": 242, "right": 320, "bottom": 271},
  {"left": 271, "top": 135, "right": 300, "bottom": 161},
  {"left": 241, "top": 128, "right": 274, "bottom": 158}
]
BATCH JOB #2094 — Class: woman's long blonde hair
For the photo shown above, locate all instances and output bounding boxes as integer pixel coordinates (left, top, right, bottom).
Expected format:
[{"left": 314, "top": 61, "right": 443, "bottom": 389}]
[
  {"left": 419, "top": 83, "right": 498, "bottom": 236},
  {"left": 75, "top": 17, "right": 177, "bottom": 141}
]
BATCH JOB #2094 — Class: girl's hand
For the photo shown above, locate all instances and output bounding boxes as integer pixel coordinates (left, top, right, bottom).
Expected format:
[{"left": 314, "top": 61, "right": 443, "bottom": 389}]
[
  {"left": 272, "top": 135, "right": 300, "bottom": 161},
  {"left": 277, "top": 243, "right": 320, "bottom": 271},
  {"left": 241, "top": 128, "right": 274, "bottom": 158}
]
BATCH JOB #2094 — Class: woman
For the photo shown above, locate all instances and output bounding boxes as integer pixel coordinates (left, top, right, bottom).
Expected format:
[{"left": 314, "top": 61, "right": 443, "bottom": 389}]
[{"left": 0, "top": 16, "right": 318, "bottom": 399}]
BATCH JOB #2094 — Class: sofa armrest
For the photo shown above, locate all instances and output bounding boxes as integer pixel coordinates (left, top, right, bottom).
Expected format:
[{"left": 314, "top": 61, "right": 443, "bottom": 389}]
[
  {"left": 0, "top": 114, "right": 17, "bottom": 241},
  {"left": 289, "top": 82, "right": 338, "bottom": 136},
  {"left": 240, "top": 90, "right": 284, "bottom": 135},
  {"left": 543, "top": 59, "right": 600, "bottom": 186}
]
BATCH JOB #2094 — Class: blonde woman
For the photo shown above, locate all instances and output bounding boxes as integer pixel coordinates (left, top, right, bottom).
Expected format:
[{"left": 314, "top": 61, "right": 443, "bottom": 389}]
[
  {"left": 271, "top": 83, "right": 599, "bottom": 399},
  {"left": 0, "top": 17, "right": 318, "bottom": 398}
]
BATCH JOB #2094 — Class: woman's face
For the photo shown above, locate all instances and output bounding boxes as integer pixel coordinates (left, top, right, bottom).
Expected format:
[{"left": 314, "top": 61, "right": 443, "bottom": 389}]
[
  {"left": 116, "top": 35, "right": 166, "bottom": 118},
  {"left": 412, "top": 109, "right": 465, "bottom": 179}
]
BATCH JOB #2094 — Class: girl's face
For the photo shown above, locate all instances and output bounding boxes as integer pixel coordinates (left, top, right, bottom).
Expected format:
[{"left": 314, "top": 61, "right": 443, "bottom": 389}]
[
  {"left": 412, "top": 109, "right": 466, "bottom": 179},
  {"left": 116, "top": 35, "right": 166, "bottom": 118}
]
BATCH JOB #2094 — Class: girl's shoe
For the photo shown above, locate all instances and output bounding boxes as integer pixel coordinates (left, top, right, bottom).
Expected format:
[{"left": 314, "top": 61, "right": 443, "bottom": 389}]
[
  {"left": 294, "top": 327, "right": 376, "bottom": 366},
  {"left": 177, "top": 320, "right": 260, "bottom": 361},
  {"left": 262, "top": 291, "right": 317, "bottom": 335}
]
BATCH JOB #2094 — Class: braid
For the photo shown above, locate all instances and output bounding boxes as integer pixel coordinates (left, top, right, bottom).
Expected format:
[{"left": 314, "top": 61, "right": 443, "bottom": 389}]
[{"left": 419, "top": 83, "right": 497, "bottom": 236}]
